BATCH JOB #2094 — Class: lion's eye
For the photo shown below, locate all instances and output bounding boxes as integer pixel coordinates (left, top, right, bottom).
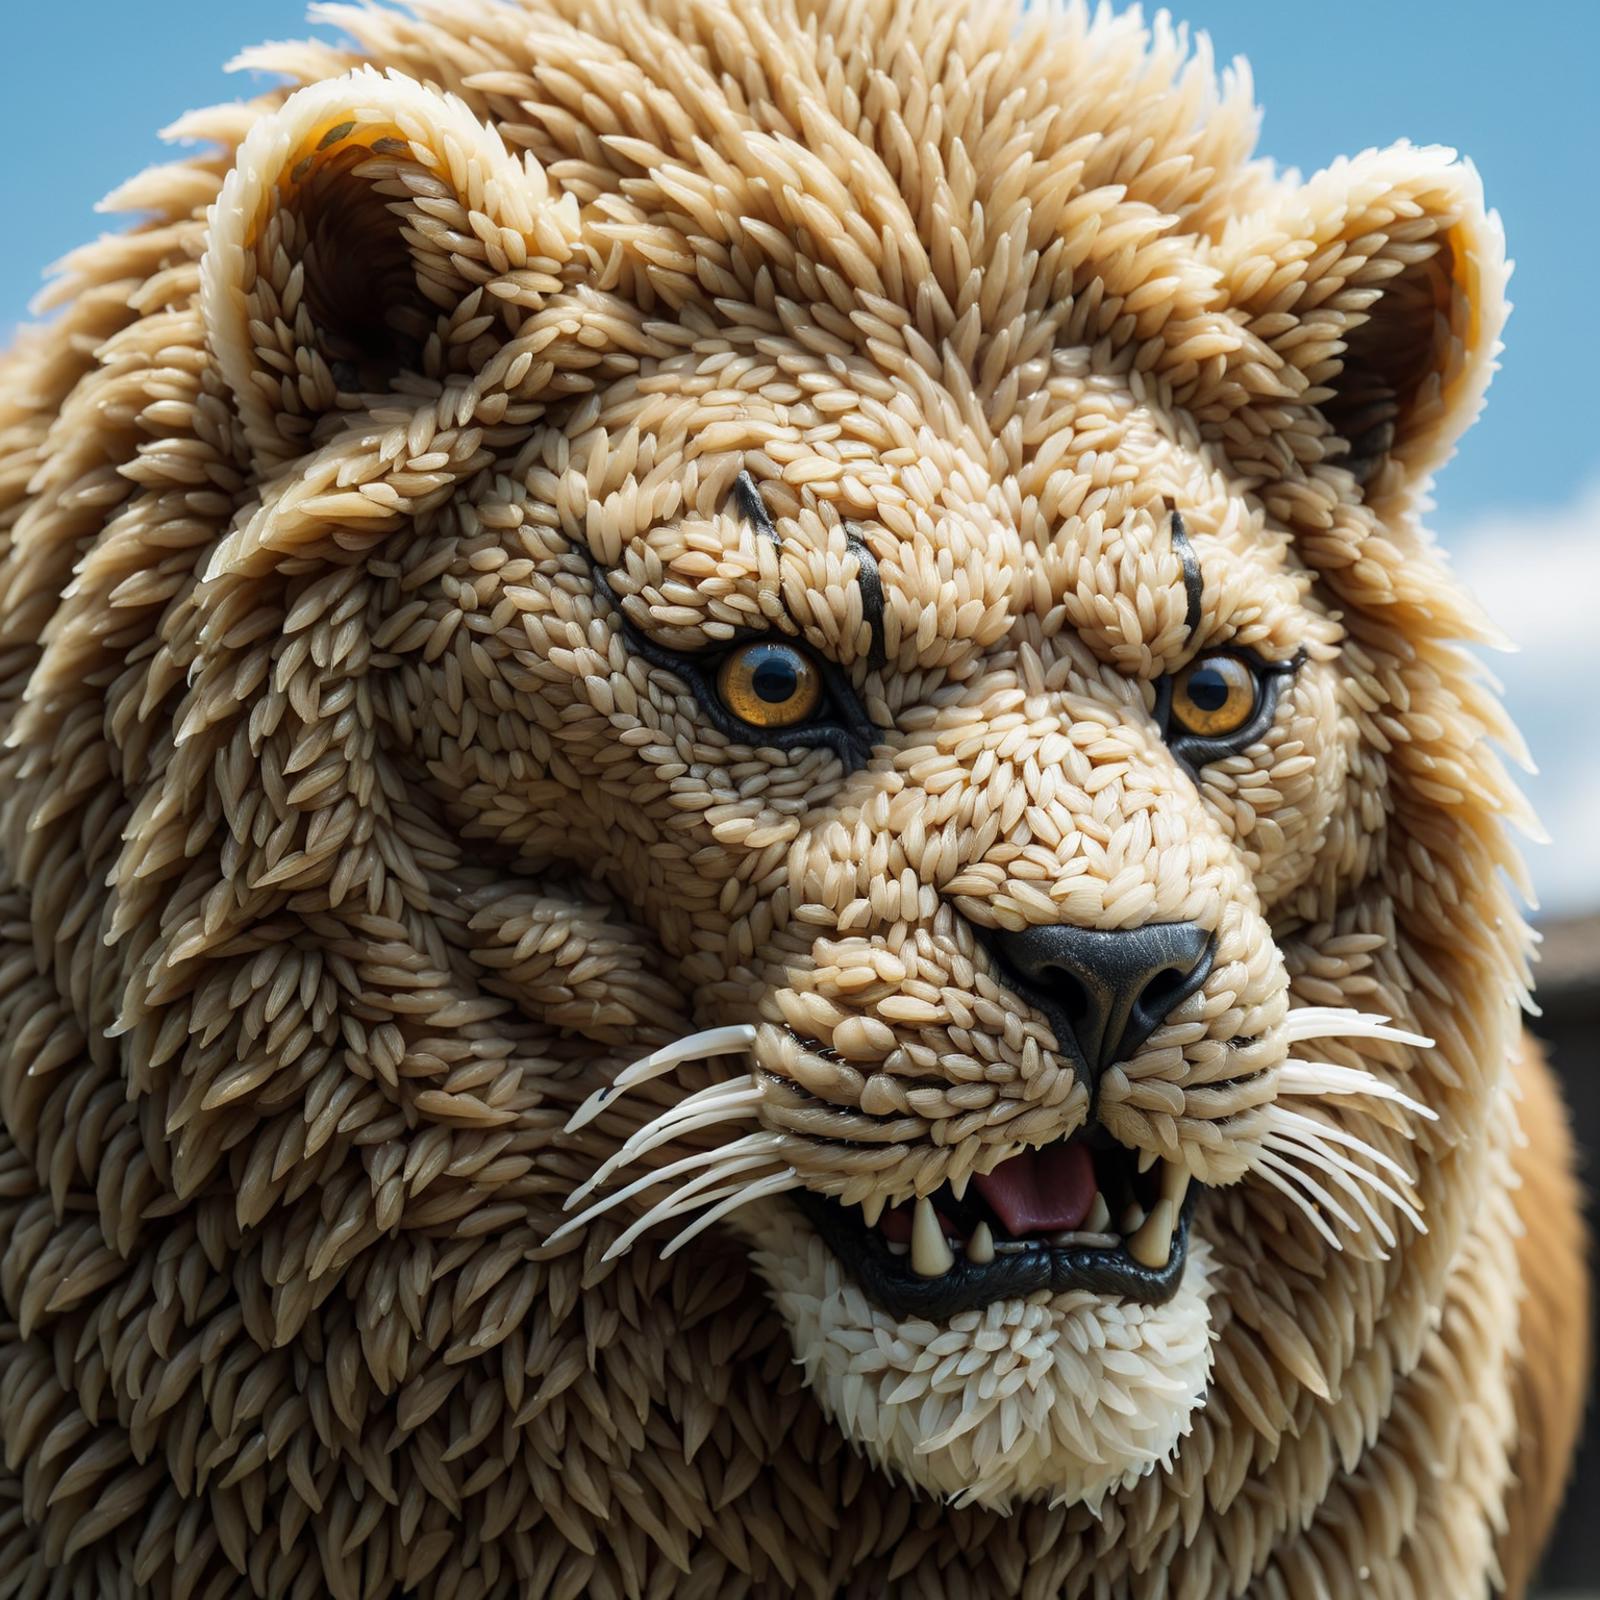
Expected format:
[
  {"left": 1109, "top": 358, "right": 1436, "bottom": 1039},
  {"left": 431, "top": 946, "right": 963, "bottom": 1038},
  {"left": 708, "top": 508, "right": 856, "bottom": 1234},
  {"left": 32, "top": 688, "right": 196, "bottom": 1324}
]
[
  {"left": 715, "top": 641, "right": 823, "bottom": 729},
  {"left": 1169, "top": 654, "right": 1259, "bottom": 738}
]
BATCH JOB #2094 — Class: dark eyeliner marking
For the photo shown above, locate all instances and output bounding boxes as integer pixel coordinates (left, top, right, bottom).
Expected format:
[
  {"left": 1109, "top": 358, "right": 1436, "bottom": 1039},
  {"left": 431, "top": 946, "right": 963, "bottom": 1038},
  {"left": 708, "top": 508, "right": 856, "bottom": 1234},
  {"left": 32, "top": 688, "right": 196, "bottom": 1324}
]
[
  {"left": 733, "top": 469, "right": 782, "bottom": 546},
  {"left": 581, "top": 545, "right": 876, "bottom": 772},
  {"left": 1158, "top": 647, "right": 1303, "bottom": 773},
  {"left": 847, "top": 531, "right": 887, "bottom": 671},
  {"left": 1167, "top": 501, "right": 1203, "bottom": 641}
]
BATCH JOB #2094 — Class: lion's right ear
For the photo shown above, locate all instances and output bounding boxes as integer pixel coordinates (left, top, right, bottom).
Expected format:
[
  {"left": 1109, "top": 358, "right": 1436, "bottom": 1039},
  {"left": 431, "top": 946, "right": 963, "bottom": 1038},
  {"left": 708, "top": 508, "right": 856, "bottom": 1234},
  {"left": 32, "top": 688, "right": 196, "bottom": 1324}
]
[
  {"left": 1214, "top": 144, "right": 1509, "bottom": 507},
  {"left": 201, "top": 69, "right": 585, "bottom": 468}
]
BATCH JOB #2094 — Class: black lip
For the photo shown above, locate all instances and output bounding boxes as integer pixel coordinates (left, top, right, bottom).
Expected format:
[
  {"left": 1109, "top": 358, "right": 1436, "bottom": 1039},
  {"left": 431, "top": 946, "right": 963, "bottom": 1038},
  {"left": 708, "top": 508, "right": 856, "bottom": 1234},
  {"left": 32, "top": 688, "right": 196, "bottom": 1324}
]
[{"left": 791, "top": 1183, "right": 1197, "bottom": 1322}]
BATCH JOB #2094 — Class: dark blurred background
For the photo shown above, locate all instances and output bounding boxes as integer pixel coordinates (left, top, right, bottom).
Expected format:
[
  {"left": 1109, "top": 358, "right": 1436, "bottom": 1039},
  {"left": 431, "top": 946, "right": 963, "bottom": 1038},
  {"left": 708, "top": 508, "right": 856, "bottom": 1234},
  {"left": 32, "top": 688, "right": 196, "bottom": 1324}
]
[{"left": 0, "top": 0, "right": 1595, "bottom": 1591}]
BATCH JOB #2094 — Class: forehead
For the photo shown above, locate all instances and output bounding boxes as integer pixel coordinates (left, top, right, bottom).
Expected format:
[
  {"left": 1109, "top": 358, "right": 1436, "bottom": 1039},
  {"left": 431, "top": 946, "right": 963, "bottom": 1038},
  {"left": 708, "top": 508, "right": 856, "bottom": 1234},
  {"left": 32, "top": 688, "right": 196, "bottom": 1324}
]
[{"left": 579, "top": 338, "right": 1309, "bottom": 681}]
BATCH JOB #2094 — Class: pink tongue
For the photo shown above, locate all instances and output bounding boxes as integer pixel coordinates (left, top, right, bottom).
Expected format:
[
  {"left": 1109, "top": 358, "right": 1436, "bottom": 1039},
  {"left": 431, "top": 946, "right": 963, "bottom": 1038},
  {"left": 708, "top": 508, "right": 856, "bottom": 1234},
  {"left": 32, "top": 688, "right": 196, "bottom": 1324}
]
[{"left": 974, "top": 1142, "right": 1097, "bottom": 1236}]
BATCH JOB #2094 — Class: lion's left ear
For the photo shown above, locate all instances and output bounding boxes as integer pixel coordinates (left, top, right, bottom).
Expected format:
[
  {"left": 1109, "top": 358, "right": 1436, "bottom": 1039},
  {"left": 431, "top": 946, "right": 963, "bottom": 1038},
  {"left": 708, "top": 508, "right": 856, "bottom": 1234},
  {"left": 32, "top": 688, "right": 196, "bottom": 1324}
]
[
  {"left": 1217, "top": 144, "right": 1508, "bottom": 500},
  {"left": 201, "top": 68, "right": 586, "bottom": 469}
]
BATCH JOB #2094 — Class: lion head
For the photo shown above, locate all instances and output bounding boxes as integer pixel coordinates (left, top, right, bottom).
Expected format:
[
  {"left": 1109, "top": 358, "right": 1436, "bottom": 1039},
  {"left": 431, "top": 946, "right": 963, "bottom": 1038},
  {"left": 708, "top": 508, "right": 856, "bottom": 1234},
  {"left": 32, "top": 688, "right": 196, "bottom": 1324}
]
[{"left": 0, "top": 0, "right": 1538, "bottom": 1592}]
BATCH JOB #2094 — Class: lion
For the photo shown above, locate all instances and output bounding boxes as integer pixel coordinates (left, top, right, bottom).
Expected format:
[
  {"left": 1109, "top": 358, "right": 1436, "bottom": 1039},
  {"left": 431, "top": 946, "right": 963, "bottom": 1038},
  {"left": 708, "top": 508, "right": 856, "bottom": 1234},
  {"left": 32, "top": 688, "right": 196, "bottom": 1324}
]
[{"left": 0, "top": 0, "right": 1586, "bottom": 1595}]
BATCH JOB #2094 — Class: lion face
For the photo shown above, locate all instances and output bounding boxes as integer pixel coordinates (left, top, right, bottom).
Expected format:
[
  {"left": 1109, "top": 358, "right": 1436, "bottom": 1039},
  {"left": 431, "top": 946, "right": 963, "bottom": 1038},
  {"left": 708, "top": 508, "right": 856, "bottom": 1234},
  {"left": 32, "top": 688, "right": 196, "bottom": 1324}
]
[
  {"left": 2, "top": 1, "right": 1528, "bottom": 1575},
  {"left": 395, "top": 330, "right": 1417, "bottom": 1506}
]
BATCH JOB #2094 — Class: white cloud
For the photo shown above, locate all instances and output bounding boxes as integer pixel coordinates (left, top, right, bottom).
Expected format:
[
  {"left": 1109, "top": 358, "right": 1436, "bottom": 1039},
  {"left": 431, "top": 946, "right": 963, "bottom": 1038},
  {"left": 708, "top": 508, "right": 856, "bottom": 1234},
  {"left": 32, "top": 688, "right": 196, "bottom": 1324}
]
[{"left": 1441, "top": 480, "right": 1600, "bottom": 918}]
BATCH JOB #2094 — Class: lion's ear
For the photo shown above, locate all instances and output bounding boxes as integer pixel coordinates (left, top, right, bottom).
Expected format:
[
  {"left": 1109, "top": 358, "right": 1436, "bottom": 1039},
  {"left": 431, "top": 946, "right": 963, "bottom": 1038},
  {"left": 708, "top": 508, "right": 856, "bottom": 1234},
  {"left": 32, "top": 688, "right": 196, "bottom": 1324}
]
[
  {"left": 1218, "top": 145, "right": 1508, "bottom": 501},
  {"left": 201, "top": 69, "right": 585, "bottom": 468}
]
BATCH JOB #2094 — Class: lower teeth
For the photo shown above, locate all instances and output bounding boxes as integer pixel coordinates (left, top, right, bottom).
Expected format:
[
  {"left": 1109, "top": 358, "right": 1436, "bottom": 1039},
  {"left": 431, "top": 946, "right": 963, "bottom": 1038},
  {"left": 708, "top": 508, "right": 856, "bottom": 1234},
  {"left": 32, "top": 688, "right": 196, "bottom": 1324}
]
[{"left": 1048, "top": 1229, "right": 1119, "bottom": 1248}]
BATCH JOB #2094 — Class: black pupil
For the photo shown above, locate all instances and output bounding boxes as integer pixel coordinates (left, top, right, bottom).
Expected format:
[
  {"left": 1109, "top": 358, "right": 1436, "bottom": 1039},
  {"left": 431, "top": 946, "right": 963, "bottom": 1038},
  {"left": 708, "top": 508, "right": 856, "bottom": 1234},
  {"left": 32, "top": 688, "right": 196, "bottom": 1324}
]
[
  {"left": 750, "top": 649, "right": 800, "bottom": 704},
  {"left": 1186, "top": 665, "right": 1232, "bottom": 713}
]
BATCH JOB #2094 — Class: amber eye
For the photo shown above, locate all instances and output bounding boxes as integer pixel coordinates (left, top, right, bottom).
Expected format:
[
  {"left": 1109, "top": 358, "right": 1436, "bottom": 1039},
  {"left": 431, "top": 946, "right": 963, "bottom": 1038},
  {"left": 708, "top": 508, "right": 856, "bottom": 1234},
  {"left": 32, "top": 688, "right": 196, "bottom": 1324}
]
[
  {"left": 1169, "top": 654, "right": 1260, "bottom": 739},
  {"left": 715, "top": 641, "right": 823, "bottom": 729}
]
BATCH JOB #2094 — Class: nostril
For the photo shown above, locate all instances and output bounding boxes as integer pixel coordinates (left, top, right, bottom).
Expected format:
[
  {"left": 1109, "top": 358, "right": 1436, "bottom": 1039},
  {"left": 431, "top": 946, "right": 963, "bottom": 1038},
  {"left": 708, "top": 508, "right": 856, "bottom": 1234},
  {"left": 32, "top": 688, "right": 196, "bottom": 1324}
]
[
  {"left": 971, "top": 919, "right": 1213, "bottom": 1085},
  {"left": 1057, "top": 971, "right": 1092, "bottom": 1026},
  {"left": 1138, "top": 964, "right": 1190, "bottom": 1014}
]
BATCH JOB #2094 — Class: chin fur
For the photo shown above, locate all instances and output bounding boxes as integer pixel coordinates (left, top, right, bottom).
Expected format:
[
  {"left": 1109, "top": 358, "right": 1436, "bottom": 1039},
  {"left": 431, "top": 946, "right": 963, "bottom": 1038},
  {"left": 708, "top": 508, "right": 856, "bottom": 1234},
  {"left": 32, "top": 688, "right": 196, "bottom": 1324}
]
[{"left": 741, "top": 1203, "right": 1215, "bottom": 1512}]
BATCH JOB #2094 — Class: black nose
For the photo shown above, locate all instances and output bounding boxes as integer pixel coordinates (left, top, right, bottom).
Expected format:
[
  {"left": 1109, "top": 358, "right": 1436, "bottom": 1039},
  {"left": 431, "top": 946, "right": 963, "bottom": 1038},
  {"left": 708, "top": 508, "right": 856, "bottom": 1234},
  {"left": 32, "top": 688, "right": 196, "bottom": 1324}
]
[{"left": 980, "top": 921, "right": 1214, "bottom": 1082}]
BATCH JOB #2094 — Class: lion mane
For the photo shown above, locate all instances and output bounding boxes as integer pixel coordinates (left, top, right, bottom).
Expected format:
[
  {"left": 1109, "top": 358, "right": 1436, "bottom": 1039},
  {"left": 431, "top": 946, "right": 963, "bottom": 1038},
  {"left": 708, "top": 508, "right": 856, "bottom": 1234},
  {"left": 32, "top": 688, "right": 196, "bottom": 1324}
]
[{"left": 0, "top": 1, "right": 1585, "bottom": 1597}]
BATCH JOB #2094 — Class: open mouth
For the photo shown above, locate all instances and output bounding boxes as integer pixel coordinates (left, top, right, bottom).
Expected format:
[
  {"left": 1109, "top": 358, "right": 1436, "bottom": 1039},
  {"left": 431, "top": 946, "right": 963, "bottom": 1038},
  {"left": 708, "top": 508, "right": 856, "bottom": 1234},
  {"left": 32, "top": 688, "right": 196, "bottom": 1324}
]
[{"left": 792, "top": 1134, "right": 1197, "bottom": 1320}]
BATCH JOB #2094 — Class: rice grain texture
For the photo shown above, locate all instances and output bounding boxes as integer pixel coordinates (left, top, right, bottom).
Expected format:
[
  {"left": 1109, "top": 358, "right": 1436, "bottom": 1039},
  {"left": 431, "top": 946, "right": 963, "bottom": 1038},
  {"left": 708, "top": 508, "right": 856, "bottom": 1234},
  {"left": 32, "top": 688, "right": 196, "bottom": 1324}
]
[{"left": 0, "top": 1, "right": 1586, "bottom": 1596}]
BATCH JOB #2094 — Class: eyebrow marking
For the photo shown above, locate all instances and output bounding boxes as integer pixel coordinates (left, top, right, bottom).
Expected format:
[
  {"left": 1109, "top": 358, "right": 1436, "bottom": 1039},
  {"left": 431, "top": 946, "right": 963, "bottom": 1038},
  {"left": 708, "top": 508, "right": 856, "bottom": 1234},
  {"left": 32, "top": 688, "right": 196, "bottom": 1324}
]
[
  {"left": 847, "top": 531, "right": 887, "bottom": 671},
  {"left": 733, "top": 469, "right": 782, "bottom": 546},
  {"left": 730, "top": 469, "right": 883, "bottom": 671},
  {"left": 1167, "top": 502, "right": 1204, "bottom": 640}
]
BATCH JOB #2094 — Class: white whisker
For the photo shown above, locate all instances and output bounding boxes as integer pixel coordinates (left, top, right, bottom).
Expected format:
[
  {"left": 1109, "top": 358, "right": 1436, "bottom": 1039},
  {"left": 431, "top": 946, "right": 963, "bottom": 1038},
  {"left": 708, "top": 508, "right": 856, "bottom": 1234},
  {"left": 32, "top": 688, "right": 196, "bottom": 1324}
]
[
  {"left": 1264, "top": 1129, "right": 1425, "bottom": 1234},
  {"left": 1251, "top": 1022, "right": 1439, "bottom": 1255},
  {"left": 580, "top": 1088, "right": 765, "bottom": 1195},
  {"left": 617, "top": 1097, "right": 765, "bottom": 1161},
  {"left": 600, "top": 1152, "right": 785, "bottom": 1260},
  {"left": 565, "top": 1023, "right": 758, "bottom": 1132},
  {"left": 550, "top": 1130, "right": 785, "bottom": 1242},
  {"left": 597, "top": 1175, "right": 760, "bottom": 1263},
  {"left": 659, "top": 1167, "right": 800, "bottom": 1259},
  {"left": 1262, "top": 1135, "right": 1400, "bottom": 1249},
  {"left": 1256, "top": 1149, "right": 1361, "bottom": 1235},
  {"left": 1276, "top": 1060, "right": 1437, "bottom": 1122},
  {"left": 1266, "top": 1107, "right": 1422, "bottom": 1185},
  {"left": 611, "top": 1077, "right": 760, "bottom": 1154},
  {"left": 1280, "top": 1005, "right": 1434, "bottom": 1050},
  {"left": 1250, "top": 1159, "right": 1345, "bottom": 1250}
]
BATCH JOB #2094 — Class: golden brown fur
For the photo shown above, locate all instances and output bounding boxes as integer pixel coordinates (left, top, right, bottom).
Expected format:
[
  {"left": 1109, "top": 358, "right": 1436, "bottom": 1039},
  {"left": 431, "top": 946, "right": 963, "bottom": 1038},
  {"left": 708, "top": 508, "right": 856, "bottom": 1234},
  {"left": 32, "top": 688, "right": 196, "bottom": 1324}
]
[
  {"left": 0, "top": 1, "right": 1586, "bottom": 1595},
  {"left": 1502, "top": 1039, "right": 1589, "bottom": 1597}
]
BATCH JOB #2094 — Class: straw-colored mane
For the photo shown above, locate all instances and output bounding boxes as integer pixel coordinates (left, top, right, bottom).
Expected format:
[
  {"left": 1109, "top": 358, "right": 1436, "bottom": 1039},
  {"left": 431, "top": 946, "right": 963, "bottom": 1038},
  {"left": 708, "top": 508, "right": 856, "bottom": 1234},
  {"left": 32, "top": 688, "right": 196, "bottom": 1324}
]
[{"left": 0, "top": 1, "right": 1584, "bottom": 1595}]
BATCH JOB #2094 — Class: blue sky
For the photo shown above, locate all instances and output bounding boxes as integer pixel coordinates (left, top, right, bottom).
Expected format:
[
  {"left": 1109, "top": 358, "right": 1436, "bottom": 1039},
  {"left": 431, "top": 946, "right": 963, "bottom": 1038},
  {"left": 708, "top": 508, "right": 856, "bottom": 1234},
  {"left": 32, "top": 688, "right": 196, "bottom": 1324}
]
[{"left": 2, "top": 1, "right": 1597, "bottom": 910}]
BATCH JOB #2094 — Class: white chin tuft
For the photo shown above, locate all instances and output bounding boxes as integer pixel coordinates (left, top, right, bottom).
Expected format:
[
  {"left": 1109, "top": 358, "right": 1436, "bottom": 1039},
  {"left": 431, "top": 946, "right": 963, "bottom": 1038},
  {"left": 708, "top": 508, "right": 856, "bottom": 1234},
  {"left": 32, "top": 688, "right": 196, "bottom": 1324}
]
[{"left": 741, "top": 1204, "right": 1215, "bottom": 1512}]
